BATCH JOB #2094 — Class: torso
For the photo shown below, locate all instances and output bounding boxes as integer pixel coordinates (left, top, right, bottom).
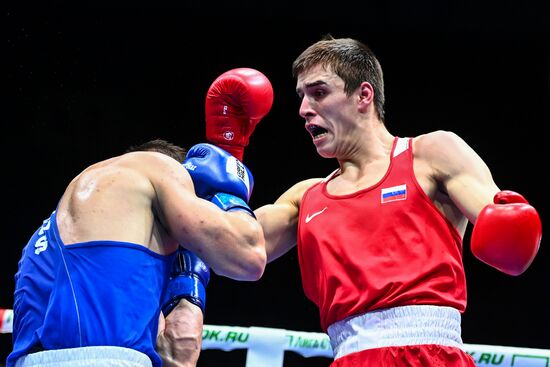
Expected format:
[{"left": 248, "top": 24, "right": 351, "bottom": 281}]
[
  {"left": 297, "top": 137, "right": 468, "bottom": 331},
  {"left": 8, "top": 151, "right": 181, "bottom": 367}
]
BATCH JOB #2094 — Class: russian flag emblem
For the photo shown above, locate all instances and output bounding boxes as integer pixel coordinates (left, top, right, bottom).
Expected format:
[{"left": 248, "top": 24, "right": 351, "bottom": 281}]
[{"left": 381, "top": 184, "right": 407, "bottom": 203}]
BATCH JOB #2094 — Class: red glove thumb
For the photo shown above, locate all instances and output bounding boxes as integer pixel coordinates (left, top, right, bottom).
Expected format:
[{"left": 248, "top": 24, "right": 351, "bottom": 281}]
[
  {"left": 471, "top": 190, "right": 542, "bottom": 275},
  {"left": 205, "top": 68, "right": 274, "bottom": 161}
]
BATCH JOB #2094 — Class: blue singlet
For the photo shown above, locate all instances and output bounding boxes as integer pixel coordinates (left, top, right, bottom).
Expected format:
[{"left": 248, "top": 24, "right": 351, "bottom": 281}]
[{"left": 7, "top": 211, "right": 176, "bottom": 367}]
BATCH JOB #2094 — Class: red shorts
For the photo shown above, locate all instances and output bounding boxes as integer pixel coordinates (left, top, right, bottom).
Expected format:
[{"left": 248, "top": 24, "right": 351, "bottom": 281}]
[{"left": 330, "top": 344, "right": 476, "bottom": 367}]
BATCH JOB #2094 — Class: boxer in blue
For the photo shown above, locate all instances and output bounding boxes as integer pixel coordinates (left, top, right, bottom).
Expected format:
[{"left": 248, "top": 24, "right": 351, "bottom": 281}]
[
  {"left": 7, "top": 139, "right": 265, "bottom": 367},
  {"left": 8, "top": 67, "right": 273, "bottom": 367}
]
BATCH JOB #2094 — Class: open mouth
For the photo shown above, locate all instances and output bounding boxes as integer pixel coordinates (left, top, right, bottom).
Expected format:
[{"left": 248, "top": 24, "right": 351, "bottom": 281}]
[{"left": 306, "top": 124, "right": 328, "bottom": 140}]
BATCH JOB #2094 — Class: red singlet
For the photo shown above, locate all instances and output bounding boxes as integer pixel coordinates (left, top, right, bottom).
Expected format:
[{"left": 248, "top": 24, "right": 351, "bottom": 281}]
[{"left": 297, "top": 137, "right": 467, "bottom": 332}]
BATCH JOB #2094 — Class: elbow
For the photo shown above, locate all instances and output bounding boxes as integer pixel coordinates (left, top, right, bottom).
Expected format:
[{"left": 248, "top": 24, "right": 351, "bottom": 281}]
[
  {"left": 214, "top": 218, "right": 267, "bottom": 281},
  {"left": 237, "top": 219, "right": 267, "bottom": 280},
  {"left": 232, "top": 242, "right": 266, "bottom": 281},
  {"left": 234, "top": 238, "right": 267, "bottom": 281},
  {"left": 244, "top": 247, "right": 267, "bottom": 280},
  {"left": 217, "top": 248, "right": 265, "bottom": 281}
]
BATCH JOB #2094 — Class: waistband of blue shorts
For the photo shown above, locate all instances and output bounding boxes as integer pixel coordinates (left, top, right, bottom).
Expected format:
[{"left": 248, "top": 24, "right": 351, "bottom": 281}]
[{"left": 14, "top": 346, "right": 152, "bottom": 367}]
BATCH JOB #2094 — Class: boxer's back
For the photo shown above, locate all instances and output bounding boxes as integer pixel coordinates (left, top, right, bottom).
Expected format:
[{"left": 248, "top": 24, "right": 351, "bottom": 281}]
[{"left": 57, "top": 152, "right": 175, "bottom": 255}]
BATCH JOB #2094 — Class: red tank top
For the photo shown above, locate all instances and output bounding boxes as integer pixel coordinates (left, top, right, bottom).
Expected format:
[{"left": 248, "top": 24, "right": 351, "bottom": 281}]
[{"left": 297, "top": 137, "right": 467, "bottom": 332}]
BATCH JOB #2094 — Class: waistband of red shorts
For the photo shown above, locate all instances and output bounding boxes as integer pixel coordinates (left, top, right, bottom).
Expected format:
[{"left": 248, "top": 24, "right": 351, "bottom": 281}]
[{"left": 327, "top": 305, "right": 463, "bottom": 359}]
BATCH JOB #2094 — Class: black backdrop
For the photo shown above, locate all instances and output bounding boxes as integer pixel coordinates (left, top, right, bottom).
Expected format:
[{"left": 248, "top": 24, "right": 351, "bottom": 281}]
[{"left": 4, "top": 2, "right": 549, "bottom": 366}]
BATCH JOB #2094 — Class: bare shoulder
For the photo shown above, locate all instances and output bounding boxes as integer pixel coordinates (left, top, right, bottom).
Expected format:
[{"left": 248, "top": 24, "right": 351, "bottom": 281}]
[
  {"left": 57, "top": 151, "right": 189, "bottom": 246},
  {"left": 70, "top": 152, "right": 169, "bottom": 197},
  {"left": 294, "top": 178, "right": 324, "bottom": 192},
  {"left": 413, "top": 130, "right": 468, "bottom": 158},
  {"left": 277, "top": 178, "right": 323, "bottom": 204},
  {"left": 413, "top": 130, "right": 485, "bottom": 179},
  {"left": 413, "top": 130, "right": 476, "bottom": 163},
  {"left": 74, "top": 151, "right": 194, "bottom": 201}
]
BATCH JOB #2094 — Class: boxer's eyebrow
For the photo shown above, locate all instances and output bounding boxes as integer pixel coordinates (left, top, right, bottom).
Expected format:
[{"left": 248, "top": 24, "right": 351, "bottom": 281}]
[{"left": 296, "top": 80, "right": 327, "bottom": 96}]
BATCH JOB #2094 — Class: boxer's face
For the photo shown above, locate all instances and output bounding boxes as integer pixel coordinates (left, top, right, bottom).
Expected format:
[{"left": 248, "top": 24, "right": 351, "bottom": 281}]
[{"left": 296, "top": 64, "right": 361, "bottom": 158}]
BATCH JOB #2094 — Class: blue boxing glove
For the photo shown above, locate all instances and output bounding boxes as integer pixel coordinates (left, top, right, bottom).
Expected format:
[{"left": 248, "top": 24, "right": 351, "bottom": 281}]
[
  {"left": 162, "top": 144, "right": 255, "bottom": 316},
  {"left": 183, "top": 143, "right": 255, "bottom": 216},
  {"left": 161, "top": 247, "right": 211, "bottom": 315}
]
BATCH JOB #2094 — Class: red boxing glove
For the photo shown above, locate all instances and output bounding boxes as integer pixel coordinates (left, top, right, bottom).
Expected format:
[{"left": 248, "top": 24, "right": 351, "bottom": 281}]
[
  {"left": 471, "top": 190, "right": 542, "bottom": 276},
  {"left": 205, "top": 68, "right": 274, "bottom": 161}
]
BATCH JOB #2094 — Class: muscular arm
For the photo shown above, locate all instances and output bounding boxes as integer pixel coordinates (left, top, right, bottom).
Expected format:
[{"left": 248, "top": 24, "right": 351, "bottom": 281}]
[
  {"left": 416, "top": 131, "right": 541, "bottom": 275},
  {"left": 147, "top": 153, "right": 266, "bottom": 281},
  {"left": 255, "top": 179, "right": 322, "bottom": 263},
  {"left": 415, "top": 130, "right": 500, "bottom": 223}
]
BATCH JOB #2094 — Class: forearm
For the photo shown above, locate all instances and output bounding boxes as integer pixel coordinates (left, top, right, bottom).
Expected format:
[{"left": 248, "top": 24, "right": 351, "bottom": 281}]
[
  {"left": 254, "top": 179, "right": 320, "bottom": 262},
  {"left": 157, "top": 300, "right": 204, "bottom": 367}
]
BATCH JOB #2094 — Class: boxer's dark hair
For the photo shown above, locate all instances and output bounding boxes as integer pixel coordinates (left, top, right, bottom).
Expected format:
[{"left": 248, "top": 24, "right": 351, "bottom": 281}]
[
  {"left": 126, "top": 139, "right": 187, "bottom": 162},
  {"left": 292, "top": 34, "right": 386, "bottom": 122}
]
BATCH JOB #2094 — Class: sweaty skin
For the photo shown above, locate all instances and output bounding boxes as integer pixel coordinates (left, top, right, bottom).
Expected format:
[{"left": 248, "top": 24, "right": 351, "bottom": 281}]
[
  {"left": 52, "top": 150, "right": 266, "bottom": 367},
  {"left": 57, "top": 151, "right": 266, "bottom": 279}
]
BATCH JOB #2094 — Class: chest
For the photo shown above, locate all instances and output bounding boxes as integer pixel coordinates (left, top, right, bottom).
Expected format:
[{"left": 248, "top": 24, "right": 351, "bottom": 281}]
[{"left": 325, "top": 156, "right": 437, "bottom": 200}]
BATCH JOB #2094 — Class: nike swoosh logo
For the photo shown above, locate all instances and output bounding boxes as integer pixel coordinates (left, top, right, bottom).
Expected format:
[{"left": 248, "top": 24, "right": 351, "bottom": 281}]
[{"left": 305, "top": 207, "right": 328, "bottom": 223}]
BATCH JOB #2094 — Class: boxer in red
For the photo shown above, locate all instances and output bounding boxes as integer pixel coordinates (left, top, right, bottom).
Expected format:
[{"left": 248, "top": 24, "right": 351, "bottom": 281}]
[{"left": 254, "top": 35, "right": 542, "bottom": 366}]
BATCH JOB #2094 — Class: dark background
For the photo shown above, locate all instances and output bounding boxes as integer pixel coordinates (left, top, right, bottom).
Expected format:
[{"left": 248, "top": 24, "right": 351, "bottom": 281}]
[{"left": 4, "top": 2, "right": 549, "bottom": 366}]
